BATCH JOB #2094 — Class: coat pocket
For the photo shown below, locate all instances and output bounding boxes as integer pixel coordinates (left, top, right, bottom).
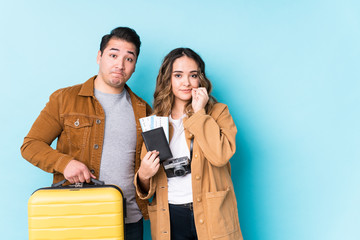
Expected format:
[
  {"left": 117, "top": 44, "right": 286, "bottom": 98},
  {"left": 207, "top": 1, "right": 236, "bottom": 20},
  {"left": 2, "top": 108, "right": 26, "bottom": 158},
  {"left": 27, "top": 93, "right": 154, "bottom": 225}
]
[
  {"left": 205, "top": 187, "right": 239, "bottom": 238},
  {"left": 63, "top": 115, "right": 93, "bottom": 149},
  {"left": 148, "top": 202, "right": 158, "bottom": 239}
]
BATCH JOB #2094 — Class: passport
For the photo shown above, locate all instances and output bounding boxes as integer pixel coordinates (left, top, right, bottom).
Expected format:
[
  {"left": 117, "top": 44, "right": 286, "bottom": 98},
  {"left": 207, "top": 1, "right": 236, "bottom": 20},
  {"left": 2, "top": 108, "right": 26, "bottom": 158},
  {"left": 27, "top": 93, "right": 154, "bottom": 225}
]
[{"left": 141, "top": 127, "right": 173, "bottom": 162}]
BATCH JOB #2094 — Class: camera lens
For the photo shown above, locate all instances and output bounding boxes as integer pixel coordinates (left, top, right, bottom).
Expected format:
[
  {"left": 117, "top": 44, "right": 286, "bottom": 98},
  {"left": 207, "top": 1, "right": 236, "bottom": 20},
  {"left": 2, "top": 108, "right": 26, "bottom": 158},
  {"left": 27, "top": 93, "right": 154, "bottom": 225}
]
[{"left": 174, "top": 166, "right": 186, "bottom": 176}]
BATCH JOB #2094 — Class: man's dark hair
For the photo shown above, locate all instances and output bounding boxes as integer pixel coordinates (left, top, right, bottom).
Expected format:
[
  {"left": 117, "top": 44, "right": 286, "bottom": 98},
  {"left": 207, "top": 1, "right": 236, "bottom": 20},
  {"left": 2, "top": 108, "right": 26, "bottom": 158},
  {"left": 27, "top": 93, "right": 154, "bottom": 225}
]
[{"left": 99, "top": 27, "right": 141, "bottom": 57}]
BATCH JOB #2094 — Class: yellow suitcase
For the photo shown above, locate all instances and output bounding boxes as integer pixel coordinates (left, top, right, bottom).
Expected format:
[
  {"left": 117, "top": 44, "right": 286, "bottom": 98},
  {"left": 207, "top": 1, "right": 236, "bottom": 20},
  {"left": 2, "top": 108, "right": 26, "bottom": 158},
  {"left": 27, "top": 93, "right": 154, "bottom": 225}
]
[{"left": 28, "top": 179, "right": 125, "bottom": 240}]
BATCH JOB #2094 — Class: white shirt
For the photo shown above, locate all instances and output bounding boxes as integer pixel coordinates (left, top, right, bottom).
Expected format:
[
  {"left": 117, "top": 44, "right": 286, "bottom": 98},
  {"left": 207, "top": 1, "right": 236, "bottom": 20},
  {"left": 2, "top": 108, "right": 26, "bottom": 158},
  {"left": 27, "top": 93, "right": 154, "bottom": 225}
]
[{"left": 167, "top": 114, "right": 193, "bottom": 204}]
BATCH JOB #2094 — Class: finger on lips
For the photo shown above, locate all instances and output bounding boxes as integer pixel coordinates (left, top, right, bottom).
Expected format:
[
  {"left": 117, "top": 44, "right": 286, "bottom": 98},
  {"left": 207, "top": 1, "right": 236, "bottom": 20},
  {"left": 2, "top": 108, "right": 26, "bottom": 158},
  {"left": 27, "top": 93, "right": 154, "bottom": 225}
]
[{"left": 199, "top": 89, "right": 207, "bottom": 94}]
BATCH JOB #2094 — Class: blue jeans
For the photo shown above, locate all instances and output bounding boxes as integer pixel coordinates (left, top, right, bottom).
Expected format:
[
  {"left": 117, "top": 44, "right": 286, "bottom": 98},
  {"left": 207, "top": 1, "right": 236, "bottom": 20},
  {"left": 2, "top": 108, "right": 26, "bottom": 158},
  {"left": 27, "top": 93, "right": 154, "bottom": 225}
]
[
  {"left": 125, "top": 218, "right": 143, "bottom": 240},
  {"left": 169, "top": 203, "right": 198, "bottom": 240}
]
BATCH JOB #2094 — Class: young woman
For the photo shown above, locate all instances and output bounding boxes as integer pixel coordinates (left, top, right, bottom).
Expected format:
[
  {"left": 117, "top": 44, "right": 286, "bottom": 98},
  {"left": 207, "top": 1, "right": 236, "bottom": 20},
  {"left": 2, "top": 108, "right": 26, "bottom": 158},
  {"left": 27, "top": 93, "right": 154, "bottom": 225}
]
[{"left": 134, "top": 48, "right": 243, "bottom": 240}]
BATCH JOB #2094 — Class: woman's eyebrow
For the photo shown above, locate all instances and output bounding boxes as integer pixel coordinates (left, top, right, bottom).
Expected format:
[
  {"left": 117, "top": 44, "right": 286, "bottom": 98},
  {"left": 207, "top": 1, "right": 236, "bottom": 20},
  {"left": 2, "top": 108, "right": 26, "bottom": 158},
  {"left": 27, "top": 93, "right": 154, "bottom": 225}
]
[{"left": 173, "top": 70, "right": 198, "bottom": 73}]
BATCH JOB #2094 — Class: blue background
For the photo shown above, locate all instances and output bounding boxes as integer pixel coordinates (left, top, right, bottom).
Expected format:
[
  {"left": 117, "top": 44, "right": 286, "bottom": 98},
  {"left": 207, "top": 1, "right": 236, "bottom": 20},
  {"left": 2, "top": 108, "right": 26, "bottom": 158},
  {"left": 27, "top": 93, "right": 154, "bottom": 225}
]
[{"left": 1, "top": 0, "right": 359, "bottom": 239}]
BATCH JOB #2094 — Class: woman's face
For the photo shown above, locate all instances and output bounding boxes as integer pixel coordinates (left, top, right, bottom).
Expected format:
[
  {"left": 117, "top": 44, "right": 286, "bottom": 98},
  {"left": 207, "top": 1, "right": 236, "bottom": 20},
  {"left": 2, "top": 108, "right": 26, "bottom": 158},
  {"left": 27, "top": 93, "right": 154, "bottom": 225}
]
[{"left": 171, "top": 56, "right": 200, "bottom": 105}]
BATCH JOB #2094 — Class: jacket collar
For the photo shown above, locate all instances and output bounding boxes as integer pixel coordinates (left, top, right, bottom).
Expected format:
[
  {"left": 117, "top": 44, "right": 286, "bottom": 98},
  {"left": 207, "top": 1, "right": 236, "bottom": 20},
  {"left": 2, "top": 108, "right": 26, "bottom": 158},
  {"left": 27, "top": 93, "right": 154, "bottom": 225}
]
[{"left": 78, "top": 75, "right": 97, "bottom": 97}]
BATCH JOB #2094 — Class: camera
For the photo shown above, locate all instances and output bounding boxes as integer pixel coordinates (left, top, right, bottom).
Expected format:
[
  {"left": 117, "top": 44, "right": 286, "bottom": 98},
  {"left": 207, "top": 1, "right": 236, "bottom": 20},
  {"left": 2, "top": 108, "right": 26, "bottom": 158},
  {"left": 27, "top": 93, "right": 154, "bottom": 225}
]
[{"left": 163, "top": 156, "right": 191, "bottom": 178}]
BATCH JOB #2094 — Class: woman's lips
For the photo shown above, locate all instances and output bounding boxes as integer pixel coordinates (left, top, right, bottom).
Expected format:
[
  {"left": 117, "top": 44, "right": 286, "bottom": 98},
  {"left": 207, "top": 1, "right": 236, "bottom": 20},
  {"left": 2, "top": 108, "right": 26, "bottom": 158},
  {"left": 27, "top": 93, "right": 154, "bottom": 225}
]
[{"left": 181, "top": 89, "right": 192, "bottom": 93}]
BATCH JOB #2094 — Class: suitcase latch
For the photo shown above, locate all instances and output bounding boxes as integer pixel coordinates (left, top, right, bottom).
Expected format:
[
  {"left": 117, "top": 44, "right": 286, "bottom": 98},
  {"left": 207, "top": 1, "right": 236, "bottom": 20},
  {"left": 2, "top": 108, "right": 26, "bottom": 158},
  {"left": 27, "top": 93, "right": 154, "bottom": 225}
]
[{"left": 74, "top": 183, "right": 83, "bottom": 188}]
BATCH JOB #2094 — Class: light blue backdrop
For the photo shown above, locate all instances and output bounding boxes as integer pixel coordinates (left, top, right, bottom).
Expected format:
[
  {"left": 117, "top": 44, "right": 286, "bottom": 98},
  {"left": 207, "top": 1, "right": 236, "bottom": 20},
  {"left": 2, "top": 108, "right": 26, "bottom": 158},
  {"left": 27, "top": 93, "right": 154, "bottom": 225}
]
[{"left": 1, "top": 0, "right": 359, "bottom": 239}]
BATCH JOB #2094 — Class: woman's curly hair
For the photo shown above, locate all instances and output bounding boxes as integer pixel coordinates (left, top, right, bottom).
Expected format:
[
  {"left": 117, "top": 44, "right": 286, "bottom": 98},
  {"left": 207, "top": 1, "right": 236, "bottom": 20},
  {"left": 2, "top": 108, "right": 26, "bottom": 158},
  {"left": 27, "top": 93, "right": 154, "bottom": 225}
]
[{"left": 153, "top": 48, "right": 217, "bottom": 117}]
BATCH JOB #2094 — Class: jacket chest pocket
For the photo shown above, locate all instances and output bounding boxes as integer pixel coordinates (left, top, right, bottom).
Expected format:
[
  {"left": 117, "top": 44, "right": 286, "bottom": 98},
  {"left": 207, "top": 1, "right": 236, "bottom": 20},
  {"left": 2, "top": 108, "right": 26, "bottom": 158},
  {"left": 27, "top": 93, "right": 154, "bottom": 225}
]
[{"left": 63, "top": 116, "right": 93, "bottom": 149}]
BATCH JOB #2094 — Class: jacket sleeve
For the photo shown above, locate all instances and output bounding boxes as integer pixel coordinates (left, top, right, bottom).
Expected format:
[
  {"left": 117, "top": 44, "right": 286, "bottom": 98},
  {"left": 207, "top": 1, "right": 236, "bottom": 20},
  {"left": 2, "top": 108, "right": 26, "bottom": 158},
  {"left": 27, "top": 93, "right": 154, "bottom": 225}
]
[
  {"left": 145, "top": 103, "right": 153, "bottom": 116},
  {"left": 20, "top": 90, "right": 73, "bottom": 174},
  {"left": 183, "top": 103, "right": 237, "bottom": 167}
]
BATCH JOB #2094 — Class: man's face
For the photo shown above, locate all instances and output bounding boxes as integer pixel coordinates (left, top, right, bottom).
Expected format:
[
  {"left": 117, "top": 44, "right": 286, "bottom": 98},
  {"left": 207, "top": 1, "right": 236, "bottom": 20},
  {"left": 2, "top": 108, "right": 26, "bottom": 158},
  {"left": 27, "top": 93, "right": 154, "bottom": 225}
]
[{"left": 96, "top": 38, "right": 137, "bottom": 93}]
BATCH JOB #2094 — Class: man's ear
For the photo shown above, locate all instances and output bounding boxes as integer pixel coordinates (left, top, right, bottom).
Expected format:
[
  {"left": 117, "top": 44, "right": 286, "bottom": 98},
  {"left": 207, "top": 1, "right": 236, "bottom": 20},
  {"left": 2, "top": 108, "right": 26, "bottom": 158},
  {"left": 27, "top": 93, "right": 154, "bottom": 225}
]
[{"left": 96, "top": 50, "right": 102, "bottom": 64}]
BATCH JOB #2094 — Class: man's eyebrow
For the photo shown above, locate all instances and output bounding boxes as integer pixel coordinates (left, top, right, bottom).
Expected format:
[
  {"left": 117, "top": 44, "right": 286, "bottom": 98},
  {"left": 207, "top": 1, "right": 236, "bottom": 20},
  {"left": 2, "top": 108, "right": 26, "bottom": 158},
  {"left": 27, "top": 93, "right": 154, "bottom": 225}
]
[
  {"left": 127, "top": 51, "right": 135, "bottom": 56},
  {"left": 108, "top": 48, "right": 135, "bottom": 57}
]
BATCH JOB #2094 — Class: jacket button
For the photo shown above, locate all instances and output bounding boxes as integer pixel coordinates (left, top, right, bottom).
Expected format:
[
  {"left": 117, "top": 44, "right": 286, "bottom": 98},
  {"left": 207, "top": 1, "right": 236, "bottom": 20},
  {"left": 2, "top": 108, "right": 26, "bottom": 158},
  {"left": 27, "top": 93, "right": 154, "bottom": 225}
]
[
  {"left": 94, "top": 144, "right": 99, "bottom": 149},
  {"left": 194, "top": 154, "right": 198, "bottom": 158},
  {"left": 96, "top": 119, "right": 101, "bottom": 124},
  {"left": 196, "top": 175, "right": 201, "bottom": 180},
  {"left": 199, "top": 219, "right": 204, "bottom": 224},
  {"left": 90, "top": 169, "right": 95, "bottom": 174},
  {"left": 197, "top": 197, "right": 201, "bottom": 202}
]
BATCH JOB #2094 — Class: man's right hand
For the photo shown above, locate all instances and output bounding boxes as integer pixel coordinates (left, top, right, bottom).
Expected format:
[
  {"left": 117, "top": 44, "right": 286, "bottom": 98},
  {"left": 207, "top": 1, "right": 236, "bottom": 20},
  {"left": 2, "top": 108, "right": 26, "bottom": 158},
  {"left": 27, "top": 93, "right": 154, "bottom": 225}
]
[{"left": 63, "top": 160, "right": 96, "bottom": 184}]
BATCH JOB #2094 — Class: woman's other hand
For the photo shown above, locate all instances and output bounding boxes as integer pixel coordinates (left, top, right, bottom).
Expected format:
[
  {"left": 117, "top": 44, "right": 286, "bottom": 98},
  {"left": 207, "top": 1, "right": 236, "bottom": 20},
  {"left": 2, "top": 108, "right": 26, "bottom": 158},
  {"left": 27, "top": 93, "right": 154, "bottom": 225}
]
[{"left": 192, "top": 87, "right": 209, "bottom": 113}]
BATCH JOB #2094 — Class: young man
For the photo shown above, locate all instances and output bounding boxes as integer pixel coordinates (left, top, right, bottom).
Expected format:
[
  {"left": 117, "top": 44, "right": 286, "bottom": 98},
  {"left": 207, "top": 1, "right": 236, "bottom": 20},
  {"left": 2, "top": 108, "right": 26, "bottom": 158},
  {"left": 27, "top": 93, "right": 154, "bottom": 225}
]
[{"left": 21, "top": 27, "right": 151, "bottom": 240}]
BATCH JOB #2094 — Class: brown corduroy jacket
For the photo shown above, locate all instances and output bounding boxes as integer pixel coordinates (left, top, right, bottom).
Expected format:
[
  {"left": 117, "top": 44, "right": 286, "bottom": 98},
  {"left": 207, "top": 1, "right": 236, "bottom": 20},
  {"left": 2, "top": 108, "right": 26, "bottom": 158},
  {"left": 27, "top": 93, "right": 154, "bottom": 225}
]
[
  {"left": 135, "top": 103, "right": 243, "bottom": 239},
  {"left": 21, "top": 75, "right": 152, "bottom": 219}
]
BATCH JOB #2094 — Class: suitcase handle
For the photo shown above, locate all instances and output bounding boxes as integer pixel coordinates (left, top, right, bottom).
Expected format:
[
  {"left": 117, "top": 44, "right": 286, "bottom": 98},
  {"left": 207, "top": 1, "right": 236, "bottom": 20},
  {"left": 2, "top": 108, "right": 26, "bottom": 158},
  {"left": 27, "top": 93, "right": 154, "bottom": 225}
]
[{"left": 51, "top": 178, "right": 105, "bottom": 187}]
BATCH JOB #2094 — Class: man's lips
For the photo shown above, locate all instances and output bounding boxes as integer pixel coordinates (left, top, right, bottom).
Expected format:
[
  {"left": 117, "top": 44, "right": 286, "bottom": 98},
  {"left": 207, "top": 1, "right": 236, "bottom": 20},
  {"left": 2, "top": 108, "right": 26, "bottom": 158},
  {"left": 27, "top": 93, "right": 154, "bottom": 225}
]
[{"left": 111, "top": 71, "right": 125, "bottom": 76}]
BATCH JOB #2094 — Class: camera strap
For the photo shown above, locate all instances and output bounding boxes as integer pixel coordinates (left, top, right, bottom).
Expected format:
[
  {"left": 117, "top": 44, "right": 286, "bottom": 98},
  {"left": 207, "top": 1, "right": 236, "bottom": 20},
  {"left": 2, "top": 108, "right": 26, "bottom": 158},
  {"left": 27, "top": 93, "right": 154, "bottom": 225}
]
[{"left": 190, "top": 138, "right": 194, "bottom": 162}]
